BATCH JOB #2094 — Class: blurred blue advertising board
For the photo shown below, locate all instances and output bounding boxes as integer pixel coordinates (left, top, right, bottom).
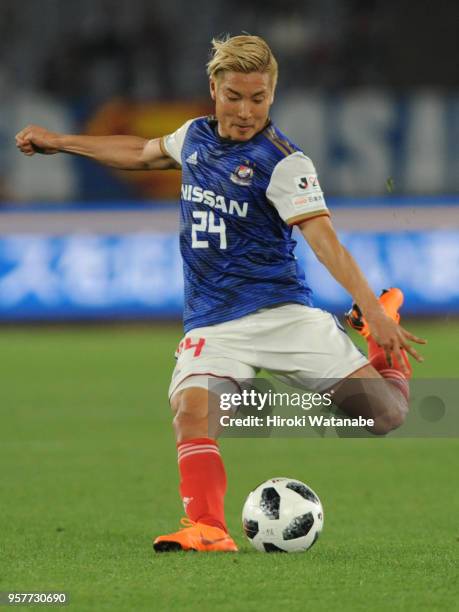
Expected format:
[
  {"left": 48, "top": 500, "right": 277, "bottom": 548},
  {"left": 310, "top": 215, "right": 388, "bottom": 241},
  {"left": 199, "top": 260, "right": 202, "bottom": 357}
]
[{"left": 0, "top": 230, "right": 458, "bottom": 321}]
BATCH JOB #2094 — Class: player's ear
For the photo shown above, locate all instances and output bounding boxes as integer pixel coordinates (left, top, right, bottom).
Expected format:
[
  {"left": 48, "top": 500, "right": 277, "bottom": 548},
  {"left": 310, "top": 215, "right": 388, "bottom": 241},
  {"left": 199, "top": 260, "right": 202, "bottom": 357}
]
[{"left": 209, "top": 78, "right": 217, "bottom": 101}]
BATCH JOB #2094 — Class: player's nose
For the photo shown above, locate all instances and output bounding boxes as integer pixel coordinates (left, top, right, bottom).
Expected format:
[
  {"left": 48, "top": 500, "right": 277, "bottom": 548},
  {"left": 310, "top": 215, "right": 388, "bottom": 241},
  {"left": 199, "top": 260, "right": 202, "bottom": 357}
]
[{"left": 237, "top": 101, "right": 252, "bottom": 119}]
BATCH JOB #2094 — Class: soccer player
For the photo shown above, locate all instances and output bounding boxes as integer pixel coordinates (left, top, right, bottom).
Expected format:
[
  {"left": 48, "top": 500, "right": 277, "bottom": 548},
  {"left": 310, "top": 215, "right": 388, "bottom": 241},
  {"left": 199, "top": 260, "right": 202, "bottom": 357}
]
[{"left": 16, "top": 35, "right": 426, "bottom": 553}]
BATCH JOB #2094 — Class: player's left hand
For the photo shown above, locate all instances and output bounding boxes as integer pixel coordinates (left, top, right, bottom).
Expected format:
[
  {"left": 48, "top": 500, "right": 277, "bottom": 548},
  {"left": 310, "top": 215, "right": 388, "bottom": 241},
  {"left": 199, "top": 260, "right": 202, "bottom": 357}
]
[{"left": 367, "top": 314, "right": 426, "bottom": 375}]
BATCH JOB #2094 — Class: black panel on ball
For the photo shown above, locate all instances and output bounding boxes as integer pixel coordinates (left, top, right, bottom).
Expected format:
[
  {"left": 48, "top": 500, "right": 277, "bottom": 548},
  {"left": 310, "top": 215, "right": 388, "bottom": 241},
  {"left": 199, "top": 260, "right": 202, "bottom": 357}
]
[
  {"left": 263, "top": 542, "right": 287, "bottom": 552},
  {"left": 260, "top": 487, "right": 281, "bottom": 519},
  {"left": 309, "top": 531, "right": 320, "bottom": 548},
  {"left": 286, "top": 481, "right": 319, "bottom": 504},
  {"left": 282, "top": 512, "right": 314, "bottom": 540},
  {"left": 243, "top": 519, "right": 259, "bottom": 539}
]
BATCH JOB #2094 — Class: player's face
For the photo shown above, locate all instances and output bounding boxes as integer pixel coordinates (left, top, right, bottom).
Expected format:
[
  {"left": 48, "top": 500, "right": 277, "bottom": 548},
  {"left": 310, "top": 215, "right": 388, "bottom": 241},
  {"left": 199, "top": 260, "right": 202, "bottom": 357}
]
[{"left": 210, "top": 71, "right": 274, "bottom": 141}]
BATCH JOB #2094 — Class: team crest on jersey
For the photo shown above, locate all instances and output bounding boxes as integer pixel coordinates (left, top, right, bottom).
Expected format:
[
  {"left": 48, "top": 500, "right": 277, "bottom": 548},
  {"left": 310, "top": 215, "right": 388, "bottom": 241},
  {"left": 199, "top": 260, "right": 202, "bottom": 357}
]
[{"left": 230, "top": 160, "right": 255, "bottom": 186}]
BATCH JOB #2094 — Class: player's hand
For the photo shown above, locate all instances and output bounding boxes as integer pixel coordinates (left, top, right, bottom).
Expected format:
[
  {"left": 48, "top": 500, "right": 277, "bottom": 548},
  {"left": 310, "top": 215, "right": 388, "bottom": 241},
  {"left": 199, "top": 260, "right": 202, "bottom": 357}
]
[
  {"left": 15, "top": 124, "right": 60, "bottom": 156},
  {"left": 367, "top": 313, "right": 427, "bottom": 375}
]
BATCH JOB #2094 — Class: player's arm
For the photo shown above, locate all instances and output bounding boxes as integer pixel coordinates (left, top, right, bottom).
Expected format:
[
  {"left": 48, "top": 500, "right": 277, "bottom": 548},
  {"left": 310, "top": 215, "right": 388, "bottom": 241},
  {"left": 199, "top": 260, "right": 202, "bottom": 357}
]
[
  {"left": 298, "top": 215, "right": 425, "bottom": 363},
  {"left": 15, "top": 124, "right": 179, "bottom": 170}
]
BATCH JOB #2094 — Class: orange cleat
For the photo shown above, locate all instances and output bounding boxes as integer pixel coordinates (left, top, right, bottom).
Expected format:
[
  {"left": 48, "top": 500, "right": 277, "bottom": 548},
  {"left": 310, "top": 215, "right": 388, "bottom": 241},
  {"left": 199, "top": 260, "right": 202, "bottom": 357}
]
[
  {"left": 153, "top": 518, "right": 238, "bottom": 552},
  {"left": 345, "top": 288, "right": 404, "bottom": 338}
]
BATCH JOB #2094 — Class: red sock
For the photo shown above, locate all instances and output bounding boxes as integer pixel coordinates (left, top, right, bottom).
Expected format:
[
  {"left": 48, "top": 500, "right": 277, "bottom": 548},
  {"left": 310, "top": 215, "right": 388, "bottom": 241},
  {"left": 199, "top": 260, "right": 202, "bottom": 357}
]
[
  {"left": 177, "top": 437, "right": 227, "bottom": 532},
  {"left": 367, "top": 336, "right": 410, "bottom": 401}
]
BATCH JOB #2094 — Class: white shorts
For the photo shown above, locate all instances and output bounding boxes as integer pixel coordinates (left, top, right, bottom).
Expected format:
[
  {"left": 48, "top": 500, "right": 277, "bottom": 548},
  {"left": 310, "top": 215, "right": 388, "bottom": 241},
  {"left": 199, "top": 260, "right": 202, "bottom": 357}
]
[{"left": 168, "top": 303, "right": 369, "bottom": 398}]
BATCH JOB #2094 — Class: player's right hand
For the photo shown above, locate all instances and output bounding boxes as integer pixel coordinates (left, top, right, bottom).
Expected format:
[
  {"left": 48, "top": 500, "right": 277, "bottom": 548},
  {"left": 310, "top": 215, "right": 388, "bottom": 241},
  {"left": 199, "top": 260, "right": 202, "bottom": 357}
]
[{"left": 15, "top": 124, "right": 60, "bottom": 155}]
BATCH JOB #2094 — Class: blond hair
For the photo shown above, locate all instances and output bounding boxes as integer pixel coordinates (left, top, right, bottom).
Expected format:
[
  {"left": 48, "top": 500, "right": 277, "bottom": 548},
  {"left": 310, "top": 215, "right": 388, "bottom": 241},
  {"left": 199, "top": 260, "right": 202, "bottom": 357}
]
[{"left": 207, "top": 35, "right": 278, "bottom": 90}]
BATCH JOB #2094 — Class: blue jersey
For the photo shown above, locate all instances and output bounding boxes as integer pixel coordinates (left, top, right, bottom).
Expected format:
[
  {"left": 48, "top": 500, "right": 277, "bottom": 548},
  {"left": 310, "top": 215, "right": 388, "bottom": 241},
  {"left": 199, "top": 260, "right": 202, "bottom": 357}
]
[{"left": 162, "top": 116, "right": 329, "bottom": 332}]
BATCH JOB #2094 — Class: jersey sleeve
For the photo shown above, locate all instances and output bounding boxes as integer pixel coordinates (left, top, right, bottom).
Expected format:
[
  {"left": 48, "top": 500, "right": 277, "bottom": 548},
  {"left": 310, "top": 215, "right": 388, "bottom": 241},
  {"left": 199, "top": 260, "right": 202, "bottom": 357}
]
[
  {"left": 266, "top": 152, "right": 330, "bottom": 226},
  {"left": 160, "top": 119, "right": 194, "bottom": 166}
]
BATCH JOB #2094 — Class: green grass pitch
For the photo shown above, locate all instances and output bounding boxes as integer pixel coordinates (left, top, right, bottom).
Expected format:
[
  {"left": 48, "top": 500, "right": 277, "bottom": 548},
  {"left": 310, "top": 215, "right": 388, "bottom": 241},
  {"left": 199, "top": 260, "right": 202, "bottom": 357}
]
[{"left": 0, "top": 320, "right": 458, "bottom": 611}]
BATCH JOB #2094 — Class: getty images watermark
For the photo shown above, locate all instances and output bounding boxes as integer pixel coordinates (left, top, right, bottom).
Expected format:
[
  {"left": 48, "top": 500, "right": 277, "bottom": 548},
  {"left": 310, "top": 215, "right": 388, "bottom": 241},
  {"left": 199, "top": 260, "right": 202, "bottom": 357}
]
[
  {"left": 206, "top": 378, "right": 459, "bottom": 438},
  {"left": 219, "top": 389, "right": 374, "bottom": 429}
]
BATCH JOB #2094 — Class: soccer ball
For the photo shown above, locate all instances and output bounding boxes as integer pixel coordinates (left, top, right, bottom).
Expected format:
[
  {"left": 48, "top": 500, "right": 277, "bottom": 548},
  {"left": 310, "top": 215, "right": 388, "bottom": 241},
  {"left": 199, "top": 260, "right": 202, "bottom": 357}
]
[{"left": 242, "top": 477, "right": 324, "bottom": 552}]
